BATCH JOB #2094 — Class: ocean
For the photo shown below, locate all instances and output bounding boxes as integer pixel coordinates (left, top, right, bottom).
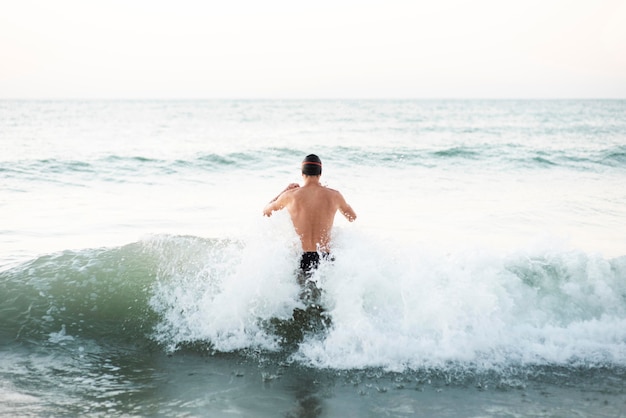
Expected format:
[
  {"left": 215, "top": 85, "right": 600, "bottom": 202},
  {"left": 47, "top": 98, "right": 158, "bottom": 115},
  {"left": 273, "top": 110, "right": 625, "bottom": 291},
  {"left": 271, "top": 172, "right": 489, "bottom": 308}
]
[{"left": 1, "top": 99, "right": 625, "bottom": 417}]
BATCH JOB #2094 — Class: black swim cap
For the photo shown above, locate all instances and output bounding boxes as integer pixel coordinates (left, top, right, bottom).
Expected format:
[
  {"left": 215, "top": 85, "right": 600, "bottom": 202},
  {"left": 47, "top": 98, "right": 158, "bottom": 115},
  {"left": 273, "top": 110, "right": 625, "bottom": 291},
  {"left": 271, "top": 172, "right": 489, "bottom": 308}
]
[{"left": 302, "top": 154, "right": 322, "bottom": 176}]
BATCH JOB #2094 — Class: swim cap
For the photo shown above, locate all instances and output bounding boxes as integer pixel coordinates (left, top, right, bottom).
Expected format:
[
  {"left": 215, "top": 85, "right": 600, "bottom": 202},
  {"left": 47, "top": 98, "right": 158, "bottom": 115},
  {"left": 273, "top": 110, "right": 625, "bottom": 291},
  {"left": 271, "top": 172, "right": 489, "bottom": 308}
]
[{"left": 302, "top": 154, "right": 322, "bottom": 176}]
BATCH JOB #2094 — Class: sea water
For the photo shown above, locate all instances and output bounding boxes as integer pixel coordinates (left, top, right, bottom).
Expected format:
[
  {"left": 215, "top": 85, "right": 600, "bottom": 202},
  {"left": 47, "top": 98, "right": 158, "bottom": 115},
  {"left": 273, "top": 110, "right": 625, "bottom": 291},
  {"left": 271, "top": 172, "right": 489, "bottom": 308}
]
[{"left": 1, "top": 100, "right": 625, "bottom": 416}]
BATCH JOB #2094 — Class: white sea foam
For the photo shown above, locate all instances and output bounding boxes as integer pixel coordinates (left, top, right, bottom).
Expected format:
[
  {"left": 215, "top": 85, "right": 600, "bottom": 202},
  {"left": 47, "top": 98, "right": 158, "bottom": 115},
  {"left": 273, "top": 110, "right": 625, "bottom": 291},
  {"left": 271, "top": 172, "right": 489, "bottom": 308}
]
[{"left": 148, "top": 220, "right": 626, "bottom": 371}]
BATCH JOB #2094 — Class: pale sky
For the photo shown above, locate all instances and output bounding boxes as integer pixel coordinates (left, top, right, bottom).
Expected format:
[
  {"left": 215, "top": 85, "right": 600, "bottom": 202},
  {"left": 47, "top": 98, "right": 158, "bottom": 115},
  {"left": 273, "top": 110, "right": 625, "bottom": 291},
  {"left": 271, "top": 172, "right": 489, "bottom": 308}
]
[{"left": 1, "top": 0, "right": 625, "bottom": 99}]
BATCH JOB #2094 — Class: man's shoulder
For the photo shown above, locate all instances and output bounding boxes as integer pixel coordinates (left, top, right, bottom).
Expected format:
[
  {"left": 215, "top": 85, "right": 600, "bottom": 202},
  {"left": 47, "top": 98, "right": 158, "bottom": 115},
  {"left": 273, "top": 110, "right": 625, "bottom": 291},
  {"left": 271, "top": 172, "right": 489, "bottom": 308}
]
[
  {"left": 276, "top": 187, "right": 299, "bottom": 203},
  {"left": 297, "top": 185, "right": 339, "bottom": 199},
  {"left": 325, "top": 186, "right": 344, "bottom": 196},
  {"left": 322, "top": 186, "right": 346, "bottom": 202},
  {"left": 321, "top": 185, "right": 340, "bottom": 193}
]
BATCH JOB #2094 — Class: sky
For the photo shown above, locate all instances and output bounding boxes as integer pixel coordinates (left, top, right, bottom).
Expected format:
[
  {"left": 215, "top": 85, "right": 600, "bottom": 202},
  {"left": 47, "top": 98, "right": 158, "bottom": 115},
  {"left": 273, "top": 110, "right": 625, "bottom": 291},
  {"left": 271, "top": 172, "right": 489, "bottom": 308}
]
[{"left": 1, "top": 0, "right": 625, "bottom": 99}]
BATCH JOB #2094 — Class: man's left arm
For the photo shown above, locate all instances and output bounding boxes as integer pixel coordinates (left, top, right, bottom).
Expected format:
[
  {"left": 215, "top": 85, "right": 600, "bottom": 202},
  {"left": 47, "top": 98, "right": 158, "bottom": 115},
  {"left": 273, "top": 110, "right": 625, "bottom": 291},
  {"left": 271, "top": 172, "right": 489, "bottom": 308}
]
[
  {"left": 337, "top": 192, "right": 357, "bottom": 222},
  {"left": 263, "top": 183, "right": 299, "bottom": 217}
]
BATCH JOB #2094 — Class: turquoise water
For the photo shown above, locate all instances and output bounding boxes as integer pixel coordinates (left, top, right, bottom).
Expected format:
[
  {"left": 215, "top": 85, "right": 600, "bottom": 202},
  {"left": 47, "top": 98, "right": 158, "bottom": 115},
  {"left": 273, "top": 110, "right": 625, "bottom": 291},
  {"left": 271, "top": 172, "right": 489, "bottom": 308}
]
[{"left": 1, "top": 100, "right": 626, "bottom": 416}]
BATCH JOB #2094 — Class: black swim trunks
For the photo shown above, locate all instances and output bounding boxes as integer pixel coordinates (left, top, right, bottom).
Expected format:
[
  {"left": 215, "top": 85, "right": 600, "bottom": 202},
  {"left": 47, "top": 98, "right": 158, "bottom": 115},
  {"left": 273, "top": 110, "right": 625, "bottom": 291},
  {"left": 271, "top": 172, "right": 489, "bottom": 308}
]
[
  {"left": 298, "top": 252, "right": 333, "bottom": 307},
  {"left": 300, "top": 251, "right": 329, "bottom": 274}
]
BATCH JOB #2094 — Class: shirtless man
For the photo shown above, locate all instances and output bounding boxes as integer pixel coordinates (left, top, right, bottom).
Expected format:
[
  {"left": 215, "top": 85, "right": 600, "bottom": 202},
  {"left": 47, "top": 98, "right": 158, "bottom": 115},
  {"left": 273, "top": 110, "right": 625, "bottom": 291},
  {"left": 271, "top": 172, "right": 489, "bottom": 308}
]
[{"left": 263, "top": 154, "right": 357, "bottom": 275}]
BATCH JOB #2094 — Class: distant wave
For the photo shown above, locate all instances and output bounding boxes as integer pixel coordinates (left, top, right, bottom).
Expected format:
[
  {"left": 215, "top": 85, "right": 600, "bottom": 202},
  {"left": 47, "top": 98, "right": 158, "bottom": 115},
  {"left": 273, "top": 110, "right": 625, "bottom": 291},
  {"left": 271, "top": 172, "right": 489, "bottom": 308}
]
[
  {"left": 431, "top": 146, "right": 480, "bottom": 159},
  {"left": 602, "top": 147, "right": 626, "bottom": 166},
  {"left": 2, "top": 144, "right": 625, "bottom": 188}
]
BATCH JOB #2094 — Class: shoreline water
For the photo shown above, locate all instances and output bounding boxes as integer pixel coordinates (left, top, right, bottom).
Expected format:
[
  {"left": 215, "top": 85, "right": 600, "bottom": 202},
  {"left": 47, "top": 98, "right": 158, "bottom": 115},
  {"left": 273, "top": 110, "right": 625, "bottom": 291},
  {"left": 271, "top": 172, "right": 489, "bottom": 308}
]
[{"left": 2, "top": 346, "right": 625, "bottom": 417}]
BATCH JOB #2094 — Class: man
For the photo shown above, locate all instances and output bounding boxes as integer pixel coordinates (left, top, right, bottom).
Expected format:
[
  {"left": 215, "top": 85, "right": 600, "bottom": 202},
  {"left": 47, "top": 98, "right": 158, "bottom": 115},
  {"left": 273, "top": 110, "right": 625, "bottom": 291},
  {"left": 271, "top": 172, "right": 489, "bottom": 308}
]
[
  {"left": 263, "top": 154, "right": 356, "bottom": 337},
  {"left": 263, "top": 154, "right": 357, "bottom": 277}
]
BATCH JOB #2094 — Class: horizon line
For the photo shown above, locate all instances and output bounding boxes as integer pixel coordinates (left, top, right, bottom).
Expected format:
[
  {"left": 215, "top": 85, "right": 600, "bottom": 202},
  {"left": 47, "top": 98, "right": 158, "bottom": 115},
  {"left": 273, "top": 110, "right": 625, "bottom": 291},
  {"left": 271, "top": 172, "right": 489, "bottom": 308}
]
[{"left": 2, "top": 97, "right": 625, "bottom": 101}]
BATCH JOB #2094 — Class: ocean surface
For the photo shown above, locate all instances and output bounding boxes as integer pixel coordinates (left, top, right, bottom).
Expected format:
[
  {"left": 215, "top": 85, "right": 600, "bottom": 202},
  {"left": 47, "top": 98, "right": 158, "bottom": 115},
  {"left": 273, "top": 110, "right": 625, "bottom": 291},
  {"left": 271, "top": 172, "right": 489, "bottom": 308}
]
[{"left": 1, "top": 100, "right": 625, "bottom": 417}]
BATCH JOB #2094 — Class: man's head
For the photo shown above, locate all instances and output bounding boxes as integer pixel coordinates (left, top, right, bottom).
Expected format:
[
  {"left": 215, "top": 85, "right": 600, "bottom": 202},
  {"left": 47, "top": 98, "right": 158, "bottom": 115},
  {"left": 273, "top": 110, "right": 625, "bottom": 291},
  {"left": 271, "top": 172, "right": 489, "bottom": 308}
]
[{"left": 302, "top": 154, "right": 322, "bottom": 176}]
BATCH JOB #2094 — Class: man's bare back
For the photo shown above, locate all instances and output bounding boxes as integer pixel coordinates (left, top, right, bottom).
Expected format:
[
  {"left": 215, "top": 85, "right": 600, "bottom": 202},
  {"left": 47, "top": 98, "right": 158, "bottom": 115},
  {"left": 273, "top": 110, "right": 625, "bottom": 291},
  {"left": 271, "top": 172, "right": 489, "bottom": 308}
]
[{"left": 263, "top": 155, "right": 356, "bottom": 253}]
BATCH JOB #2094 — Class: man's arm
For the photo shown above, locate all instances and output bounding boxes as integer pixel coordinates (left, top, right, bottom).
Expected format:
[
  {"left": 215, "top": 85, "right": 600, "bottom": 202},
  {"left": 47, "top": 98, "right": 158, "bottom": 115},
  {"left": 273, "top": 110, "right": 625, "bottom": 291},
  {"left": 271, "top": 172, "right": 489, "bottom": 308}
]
[
  {"left": 263, "top": 183, "right": 299, "bottom": 217},
  {"left": 337, "top": 192, "right": 357, "bottom": 222}
]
